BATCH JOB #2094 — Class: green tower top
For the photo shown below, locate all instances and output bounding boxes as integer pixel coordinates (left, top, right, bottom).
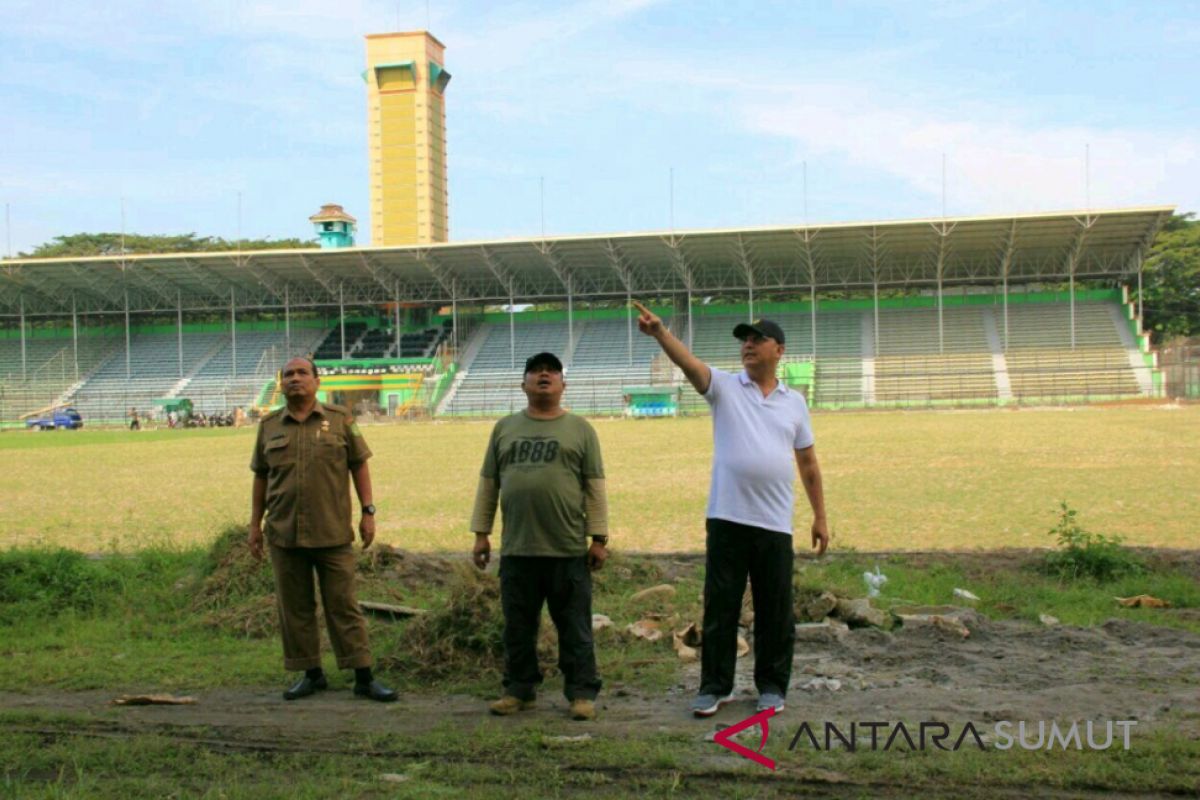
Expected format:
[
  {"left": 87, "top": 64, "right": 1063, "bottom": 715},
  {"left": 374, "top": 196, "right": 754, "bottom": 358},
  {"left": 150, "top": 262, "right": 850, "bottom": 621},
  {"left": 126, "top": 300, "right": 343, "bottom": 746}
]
[{"left": 309, "top": 204, "right": 357, "bottom": 249}]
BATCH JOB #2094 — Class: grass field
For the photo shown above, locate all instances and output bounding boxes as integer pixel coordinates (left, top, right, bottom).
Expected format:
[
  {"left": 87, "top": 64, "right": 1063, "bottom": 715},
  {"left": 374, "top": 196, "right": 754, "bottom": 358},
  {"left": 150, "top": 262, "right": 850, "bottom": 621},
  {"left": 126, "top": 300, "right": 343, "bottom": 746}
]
[{"left": 1, "top": 405, "right": 1197, "bottom": 553}]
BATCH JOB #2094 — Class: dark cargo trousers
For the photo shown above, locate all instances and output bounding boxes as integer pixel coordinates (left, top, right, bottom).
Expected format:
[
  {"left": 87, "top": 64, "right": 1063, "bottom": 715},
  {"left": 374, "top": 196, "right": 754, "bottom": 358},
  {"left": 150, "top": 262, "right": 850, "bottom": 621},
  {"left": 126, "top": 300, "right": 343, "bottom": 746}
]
[
  {"left": 268, "top": 543, "right": 373, "bottom": 671},
  {"left": 499, "top": 555, "right": 602, "bottom": 702},
  {"left": 700, "top": 518, "right": 796, "bottom": 698}
]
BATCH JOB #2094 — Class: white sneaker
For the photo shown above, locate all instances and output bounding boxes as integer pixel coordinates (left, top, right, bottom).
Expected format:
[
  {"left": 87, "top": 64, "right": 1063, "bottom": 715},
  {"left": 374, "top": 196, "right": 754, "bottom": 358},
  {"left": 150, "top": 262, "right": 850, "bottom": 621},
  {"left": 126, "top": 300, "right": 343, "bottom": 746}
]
[
  {"left": 756, "top": 692, "right": 785, "bottom": 713},
  {"left": 691, "top": 693, "right": 735, "bottom": 717}
]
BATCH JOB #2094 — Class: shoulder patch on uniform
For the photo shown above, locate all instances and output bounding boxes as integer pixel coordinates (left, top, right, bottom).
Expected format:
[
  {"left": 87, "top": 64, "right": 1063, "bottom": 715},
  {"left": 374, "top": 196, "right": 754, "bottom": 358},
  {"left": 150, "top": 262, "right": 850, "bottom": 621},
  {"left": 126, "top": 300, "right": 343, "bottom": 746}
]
[
  {"left": 262, "top": 407, "right": 284, "bottom": 421},
  {"left": 348, "top": 421, "right": 363, "bottom": 437}
]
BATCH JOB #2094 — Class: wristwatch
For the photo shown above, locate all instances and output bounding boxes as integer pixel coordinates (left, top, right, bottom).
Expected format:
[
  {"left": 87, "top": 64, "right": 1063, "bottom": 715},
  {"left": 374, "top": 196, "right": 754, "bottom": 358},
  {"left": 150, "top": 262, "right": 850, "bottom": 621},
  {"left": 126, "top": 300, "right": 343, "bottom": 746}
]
[
  {"left": 591, "top": 535, "right": 609, "bottom": 546},
  {"left": 362, "top": 504, "right": 376, "bottom": 516}
]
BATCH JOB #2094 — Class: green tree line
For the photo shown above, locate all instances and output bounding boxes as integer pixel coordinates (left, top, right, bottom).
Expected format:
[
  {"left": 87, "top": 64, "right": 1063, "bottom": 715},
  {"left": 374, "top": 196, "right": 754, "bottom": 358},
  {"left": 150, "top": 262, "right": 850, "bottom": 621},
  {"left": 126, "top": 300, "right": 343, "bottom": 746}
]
[
  {"left": 20, "top": 232, "right": 317, "bottom": 258},
  {"left": 1140, "top": 213, "right": 1199, "bottom": 342}
]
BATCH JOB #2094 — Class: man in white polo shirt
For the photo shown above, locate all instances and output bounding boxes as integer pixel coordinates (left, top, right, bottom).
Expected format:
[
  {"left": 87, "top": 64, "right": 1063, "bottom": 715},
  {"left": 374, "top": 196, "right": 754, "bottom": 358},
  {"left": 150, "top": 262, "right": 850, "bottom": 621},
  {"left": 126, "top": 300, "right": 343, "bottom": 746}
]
[{"left": 633, "top": 301, "right": 829, "bottom": 717}]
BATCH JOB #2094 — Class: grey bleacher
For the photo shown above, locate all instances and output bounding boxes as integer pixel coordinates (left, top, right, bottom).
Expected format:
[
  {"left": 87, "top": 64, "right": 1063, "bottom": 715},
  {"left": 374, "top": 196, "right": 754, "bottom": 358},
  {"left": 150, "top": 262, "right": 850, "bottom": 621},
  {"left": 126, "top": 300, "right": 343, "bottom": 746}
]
[
  {"left": 438, "top": 299, "right": 1149, "bottom": 415},
  {"left": 444, "top": 322, "right": 571, "bottom": 415},
  {"left": 873, "top": 306, "right": 996, "bottom": 403},
  {"left": 57, "top": 328, "right": 330, "bottom": 422},
  {"left": 0, "top": 335, "right": 121, "bottom": 419},
  {"left": 1003, "top": 302, "right": 1141, "bottom": 400},
  {"left": 876, "top": 307, "right": 990, "bottom": 355},
  {"left": 66, "top": 333, "right": 227, "bottom": 422},
  {"left": 183, "top": 328, "right": 329, "bottom": 413},
  {"left": 565, "top": 318, "right": 663, "bottom": 413}
]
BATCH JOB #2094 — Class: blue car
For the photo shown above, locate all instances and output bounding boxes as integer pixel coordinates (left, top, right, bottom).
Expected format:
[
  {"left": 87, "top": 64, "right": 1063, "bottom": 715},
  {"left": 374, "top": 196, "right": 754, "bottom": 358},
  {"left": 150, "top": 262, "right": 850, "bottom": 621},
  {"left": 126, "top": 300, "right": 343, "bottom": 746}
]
[{"left": 25, "top": 408, "right": 84, "bottom": 430}]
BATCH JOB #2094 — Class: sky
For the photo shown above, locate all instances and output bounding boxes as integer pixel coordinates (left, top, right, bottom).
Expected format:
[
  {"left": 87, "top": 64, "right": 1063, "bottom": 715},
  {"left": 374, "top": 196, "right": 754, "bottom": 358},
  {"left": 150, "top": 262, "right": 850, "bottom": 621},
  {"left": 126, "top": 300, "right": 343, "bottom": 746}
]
[{"left": 1, "top": 0, "right": 1197, "bottom": 255}]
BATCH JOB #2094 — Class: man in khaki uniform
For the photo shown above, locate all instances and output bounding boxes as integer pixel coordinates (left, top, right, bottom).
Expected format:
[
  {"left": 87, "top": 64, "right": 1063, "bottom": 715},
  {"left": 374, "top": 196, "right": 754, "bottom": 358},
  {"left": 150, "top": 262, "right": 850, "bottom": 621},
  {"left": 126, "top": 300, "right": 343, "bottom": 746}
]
[
  {"left": 249, "top": 356, "right": 396, "bottom": 702},
  {"left": 471, "top": 352, "right": 609, "bottom": 721}
]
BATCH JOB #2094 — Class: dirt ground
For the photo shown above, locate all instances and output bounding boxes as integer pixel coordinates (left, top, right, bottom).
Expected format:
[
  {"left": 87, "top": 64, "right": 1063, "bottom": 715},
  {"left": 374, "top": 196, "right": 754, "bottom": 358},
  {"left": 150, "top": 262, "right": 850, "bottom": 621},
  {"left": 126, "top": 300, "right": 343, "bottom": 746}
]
[
  {"left": 3, "top": 550, "right": 1198, "bottom": 797},
  {"left": 3, "top": 607, "right": 1198, "bottom": 797}
]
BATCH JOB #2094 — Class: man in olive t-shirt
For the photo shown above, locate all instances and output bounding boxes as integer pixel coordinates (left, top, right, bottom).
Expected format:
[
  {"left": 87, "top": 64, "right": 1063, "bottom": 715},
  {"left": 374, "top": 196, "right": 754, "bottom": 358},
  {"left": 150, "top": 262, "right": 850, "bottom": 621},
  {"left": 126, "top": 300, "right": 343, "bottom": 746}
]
[{"left": 471, "top": 352, "right": 609, "bottom": 721}]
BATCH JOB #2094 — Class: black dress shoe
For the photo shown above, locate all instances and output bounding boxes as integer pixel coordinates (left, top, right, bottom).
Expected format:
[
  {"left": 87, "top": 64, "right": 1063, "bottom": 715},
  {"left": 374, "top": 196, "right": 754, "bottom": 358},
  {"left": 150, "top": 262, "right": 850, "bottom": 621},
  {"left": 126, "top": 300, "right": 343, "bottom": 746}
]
[
  {"left": 353, "top": 680, "right": 398, "bottom": 702},
  {"left": 283, "top": 674, "right": 328, "bottom": 700}
]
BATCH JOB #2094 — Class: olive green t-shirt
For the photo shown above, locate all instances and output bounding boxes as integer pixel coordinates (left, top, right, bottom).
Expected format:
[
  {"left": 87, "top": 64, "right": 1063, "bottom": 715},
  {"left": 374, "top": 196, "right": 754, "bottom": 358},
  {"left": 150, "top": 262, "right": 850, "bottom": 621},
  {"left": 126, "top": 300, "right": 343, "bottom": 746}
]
[{"left": 481, "top": 411, "right": 605, "bottom": 557}]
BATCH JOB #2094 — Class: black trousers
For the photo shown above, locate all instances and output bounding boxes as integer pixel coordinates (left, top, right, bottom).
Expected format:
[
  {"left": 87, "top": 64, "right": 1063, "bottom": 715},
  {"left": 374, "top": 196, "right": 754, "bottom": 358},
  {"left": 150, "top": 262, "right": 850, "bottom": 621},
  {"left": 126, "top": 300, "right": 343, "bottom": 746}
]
[
  {"left": 499, "top": 555, "right": 601, "bottom": 702},
  {"left": 700, "top": 518, "right": 796, "bottom": 697}
]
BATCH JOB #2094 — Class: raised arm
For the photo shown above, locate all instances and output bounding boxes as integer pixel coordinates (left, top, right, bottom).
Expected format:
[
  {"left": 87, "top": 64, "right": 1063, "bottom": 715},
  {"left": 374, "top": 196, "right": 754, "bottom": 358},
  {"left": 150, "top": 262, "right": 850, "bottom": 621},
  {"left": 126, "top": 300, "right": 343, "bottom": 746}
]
[{"left": 632, "top": 300, "right": 711, "bottom": 395}]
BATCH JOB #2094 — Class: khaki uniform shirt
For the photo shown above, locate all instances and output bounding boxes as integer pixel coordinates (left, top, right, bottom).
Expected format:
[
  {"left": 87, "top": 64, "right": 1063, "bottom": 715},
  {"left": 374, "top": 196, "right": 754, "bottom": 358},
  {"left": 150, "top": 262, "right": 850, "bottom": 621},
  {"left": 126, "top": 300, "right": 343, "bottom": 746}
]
[{"left": 250, "top": 401, "right": 372, "bottom": 548}]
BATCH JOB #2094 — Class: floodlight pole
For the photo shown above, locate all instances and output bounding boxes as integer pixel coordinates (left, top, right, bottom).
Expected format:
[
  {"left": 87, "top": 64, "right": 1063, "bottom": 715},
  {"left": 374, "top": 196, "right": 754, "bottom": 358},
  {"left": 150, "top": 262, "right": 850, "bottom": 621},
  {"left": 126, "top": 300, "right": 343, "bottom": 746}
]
[
  {"left": 1002, "top": 269, "right": 1009, "bottom": 352},
  {"left": 393, "top": 281, "right": 401, "bottom": 356},
  {"left": 177, "top": 290, "right": 184, "bottom": 377},
  {"left": 230, "top": 287, "right": 237, "bottom": 378},
  {"left": 124, "top": 289, "right": 131, "bottom": 380},
  {"left": 873, "top": 279, "right": 880, "bottom": 356},
  {"left": 933, "top": 221, "right": 953, "bottom": 355},
  {"left": 686, "top": 286, "right": 693, "bottom": 350},
  {"left": 19, "top": 296, "right": 26, "bottom": 380},
  {"left": 937, "top": 274, "right": 944, "bottom": 355},
  {"left": 339, "top": 283, "right": 346, "bottom": 359},
  {"left": 810, "top": 282, "right": 817, "bottom": 359},
  {"left": 451, "top": 277, "right": 459, "bottom": 353},
  {"left": 1136, "top": 254, "right": 1144, "bottom": 324},
  {"left": 566, "top": 273, "right": 574, "bottom": 368},
  {"left": 999, "top": 219, "right": 1017, "bottom": 353},
  {"left": 627, "top": 289, "right": 633, "bottom": 367},
  {"left": 71, "top": 294, "right": 79, "bottom": 381},
  {"left": 1069, "top": 269, "right": 1076, "bottom": 350},
  {"left": 284, "top": 284, "right": 291, "bottom": 356}
]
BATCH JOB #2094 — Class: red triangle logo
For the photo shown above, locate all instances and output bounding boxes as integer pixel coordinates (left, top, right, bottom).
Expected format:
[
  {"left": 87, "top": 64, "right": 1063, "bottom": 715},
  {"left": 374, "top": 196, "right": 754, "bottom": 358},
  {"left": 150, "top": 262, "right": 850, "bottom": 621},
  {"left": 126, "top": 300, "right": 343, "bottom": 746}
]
[{"left": 713, "top": 707, "right": 776, "bottom": 771}]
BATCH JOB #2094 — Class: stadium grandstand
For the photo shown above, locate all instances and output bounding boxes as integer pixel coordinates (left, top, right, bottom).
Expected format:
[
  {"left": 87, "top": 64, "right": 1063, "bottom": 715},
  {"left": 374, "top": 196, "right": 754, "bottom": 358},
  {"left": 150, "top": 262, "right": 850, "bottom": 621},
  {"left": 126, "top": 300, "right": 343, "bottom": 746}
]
[{"left": 0, "top": 206, "right": 1178, "bottom": 425}]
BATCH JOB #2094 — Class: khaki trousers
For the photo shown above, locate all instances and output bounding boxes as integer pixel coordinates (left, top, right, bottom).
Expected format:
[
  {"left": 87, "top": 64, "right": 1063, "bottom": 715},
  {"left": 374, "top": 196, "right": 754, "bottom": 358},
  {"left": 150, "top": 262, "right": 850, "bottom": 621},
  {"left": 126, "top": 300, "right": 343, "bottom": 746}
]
[{"left": 268, "top": 543, "right": 372, "bottom": 671}]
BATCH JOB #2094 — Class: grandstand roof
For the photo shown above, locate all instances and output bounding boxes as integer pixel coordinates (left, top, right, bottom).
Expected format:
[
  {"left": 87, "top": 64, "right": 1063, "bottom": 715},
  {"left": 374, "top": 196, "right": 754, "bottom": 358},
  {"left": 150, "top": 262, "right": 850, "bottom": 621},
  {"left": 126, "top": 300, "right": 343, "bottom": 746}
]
[{"left": 0, "top": 206, "right": 1174, "bottom": 317}]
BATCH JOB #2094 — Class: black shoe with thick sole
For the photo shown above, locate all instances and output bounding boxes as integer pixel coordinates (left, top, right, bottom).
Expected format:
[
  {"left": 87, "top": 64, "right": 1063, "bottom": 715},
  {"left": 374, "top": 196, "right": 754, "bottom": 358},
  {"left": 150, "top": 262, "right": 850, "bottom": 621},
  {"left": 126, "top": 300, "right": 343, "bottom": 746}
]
[
  {"left": 353, "top": 680, "right": 398, "bottom": 702},
  {"left": 283, "top": 674, "right": 328, "bottom": 701}
]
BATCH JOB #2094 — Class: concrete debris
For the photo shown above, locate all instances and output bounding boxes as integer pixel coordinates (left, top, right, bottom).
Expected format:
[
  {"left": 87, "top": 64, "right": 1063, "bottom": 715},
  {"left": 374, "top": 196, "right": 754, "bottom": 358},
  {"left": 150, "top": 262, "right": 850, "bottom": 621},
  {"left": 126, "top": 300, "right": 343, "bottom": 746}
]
[
  {"left": 834, "top": 597, "right": 889, "bottom": 629},
  {"left": 626, "top": 619, "right": 663, "bottom": 642},
  {"left": 111, "top": 694, "right": 197, "bottom": 706},
  {"left": 631, "top": 584, "right": 676, "bottom": 603},
  {"left": 801, "top": 591, "right": 838, "bottom": 623},
  {"left": 1116, "top": 595, "right": 1171, "bottom": 609}
]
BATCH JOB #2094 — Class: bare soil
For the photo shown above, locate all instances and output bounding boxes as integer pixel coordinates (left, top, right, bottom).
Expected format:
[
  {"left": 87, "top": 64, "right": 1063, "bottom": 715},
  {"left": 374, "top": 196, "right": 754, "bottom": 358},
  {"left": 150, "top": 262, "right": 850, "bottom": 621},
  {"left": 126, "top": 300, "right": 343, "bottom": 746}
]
[{"left": 3, "top": 551, "right": 1198, "bottom": 797}]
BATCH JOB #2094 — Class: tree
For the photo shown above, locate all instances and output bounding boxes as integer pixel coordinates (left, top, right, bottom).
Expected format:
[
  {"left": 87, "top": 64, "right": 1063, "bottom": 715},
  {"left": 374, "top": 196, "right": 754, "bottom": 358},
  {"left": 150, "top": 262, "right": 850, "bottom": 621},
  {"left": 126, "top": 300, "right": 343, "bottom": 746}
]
[
  {"left": 1141, "top": 213, "right": 1200, "bottom": 342},
  {"left": 20, "top": 232, "right": 318, "bottom": 258}
]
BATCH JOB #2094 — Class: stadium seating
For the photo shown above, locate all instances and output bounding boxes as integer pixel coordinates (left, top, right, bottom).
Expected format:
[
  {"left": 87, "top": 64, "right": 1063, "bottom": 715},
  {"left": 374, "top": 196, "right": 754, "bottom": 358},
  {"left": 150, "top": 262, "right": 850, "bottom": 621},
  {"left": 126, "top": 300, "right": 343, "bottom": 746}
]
[
  {"left": 1003, "top": 303, "right": 1141, "bottom": 401},
  {"left": 440, "top": 299, "right": 1149, "bottom": 416},
  {"left": 0, "top": 335, "right": 121, "bottom": 420},
  {"left": 53, "top": 327, "right": 330, "bottom": 422},
  {"left": 2, "top": 296, "right": 1148, "bottom": 425},
  {"left": 183, "top": 328, "right": 329, "bottom": 413}
]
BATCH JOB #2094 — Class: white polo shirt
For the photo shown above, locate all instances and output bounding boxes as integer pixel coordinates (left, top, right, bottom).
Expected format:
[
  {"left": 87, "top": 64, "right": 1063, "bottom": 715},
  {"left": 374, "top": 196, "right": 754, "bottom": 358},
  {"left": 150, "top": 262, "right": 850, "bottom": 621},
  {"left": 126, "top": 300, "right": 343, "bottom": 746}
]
[{"left": 703, "top": 367, "right": 815, "bottom": 535}]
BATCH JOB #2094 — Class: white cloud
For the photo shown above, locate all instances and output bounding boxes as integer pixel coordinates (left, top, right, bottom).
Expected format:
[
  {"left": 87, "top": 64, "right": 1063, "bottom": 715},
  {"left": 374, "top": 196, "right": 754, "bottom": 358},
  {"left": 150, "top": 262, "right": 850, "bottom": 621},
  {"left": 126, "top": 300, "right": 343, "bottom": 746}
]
[{"left": 738, "top": 83, "right": 1198, "bottom": 214}]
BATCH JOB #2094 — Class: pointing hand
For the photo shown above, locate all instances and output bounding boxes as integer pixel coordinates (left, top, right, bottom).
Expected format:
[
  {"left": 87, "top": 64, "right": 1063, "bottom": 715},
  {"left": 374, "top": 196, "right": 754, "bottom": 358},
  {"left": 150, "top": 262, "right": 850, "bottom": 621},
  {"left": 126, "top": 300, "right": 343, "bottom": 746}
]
[{"left": 632, "top": 300, "right": 663, "bottom": 337}]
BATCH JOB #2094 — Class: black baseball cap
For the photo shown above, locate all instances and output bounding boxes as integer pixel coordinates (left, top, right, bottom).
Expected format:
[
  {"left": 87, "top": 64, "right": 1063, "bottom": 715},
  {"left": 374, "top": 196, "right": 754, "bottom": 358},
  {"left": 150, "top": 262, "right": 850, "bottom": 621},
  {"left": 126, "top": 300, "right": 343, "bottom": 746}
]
[
  {"left": 524, "top": 352, "right": 563, "bottom": 373},
  {"left": 732, "top": 318, "right": 786, "bottom": 345}
]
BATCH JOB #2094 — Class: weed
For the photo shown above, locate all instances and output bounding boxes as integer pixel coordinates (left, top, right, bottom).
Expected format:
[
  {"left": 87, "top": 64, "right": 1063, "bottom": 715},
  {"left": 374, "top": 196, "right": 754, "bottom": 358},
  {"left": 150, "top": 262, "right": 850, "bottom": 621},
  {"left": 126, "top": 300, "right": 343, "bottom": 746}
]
[
  {"left": 0, "top": 549, "right": 121, "bottom": 621},
  {"left": 1041, "top": 501, "right": 1145, "bottom": 582}
]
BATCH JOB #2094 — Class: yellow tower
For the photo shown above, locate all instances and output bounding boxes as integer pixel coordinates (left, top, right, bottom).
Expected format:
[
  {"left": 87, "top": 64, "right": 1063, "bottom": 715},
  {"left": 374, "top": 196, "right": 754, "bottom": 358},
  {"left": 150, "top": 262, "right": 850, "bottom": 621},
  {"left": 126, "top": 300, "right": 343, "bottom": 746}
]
[{"left": 365, "top": 31, "right": 450, "bottom": 245}]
